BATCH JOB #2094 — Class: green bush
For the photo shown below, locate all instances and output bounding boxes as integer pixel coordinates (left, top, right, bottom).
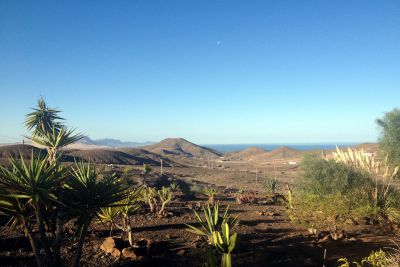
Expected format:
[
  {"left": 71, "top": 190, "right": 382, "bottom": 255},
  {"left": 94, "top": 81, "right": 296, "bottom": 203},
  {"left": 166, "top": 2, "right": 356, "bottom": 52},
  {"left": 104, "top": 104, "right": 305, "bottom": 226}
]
[{"left": 289, "top": 155, "right": 374, "bottom": 233}]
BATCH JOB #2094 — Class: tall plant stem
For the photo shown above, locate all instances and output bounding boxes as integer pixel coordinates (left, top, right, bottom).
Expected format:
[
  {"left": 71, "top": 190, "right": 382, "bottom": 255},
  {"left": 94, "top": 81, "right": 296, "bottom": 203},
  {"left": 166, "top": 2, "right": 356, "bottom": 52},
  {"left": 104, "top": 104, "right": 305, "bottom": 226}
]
[{"left": 72, "top": 221, "right": 90, "bottom": 267}]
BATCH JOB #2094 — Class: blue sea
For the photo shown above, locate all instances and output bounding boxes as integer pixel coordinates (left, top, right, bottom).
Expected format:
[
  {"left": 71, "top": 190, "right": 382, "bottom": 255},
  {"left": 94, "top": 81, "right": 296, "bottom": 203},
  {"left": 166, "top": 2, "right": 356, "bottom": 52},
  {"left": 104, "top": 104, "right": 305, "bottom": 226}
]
[{"left": 203, "top": 143, "right": 359, "bottom": 153}]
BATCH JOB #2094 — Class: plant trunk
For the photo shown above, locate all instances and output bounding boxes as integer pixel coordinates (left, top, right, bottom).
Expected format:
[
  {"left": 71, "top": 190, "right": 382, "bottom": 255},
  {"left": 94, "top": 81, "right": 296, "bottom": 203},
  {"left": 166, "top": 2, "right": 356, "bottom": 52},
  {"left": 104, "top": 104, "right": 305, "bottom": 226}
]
[
  {"left": 35, "top": 205, "right": 53, "bottom": 265},
  {"left": 221, "top": 253, "right": 232, "bottom": 267},
  {"left": 158, "top": 202, "right": 166, "bottom": 216},
  {"left": 23, "top": 218, "right": 44, "bottom": 267},
  {"left": 127, "top": 225, "right": 133, "bottom": 246},
  {"left": 72, "top": 221, "right": 90, "bottom": 267},
  {"left": 54, "top": 185, "right": 63, "bottom": 265}
]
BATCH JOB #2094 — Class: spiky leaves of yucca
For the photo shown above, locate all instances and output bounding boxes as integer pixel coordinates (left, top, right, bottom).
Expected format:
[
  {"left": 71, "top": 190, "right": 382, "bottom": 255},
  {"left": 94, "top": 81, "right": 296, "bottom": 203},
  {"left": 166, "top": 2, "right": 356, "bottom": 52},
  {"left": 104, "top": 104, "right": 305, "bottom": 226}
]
[
  {"left": 25, "top": 97, "right": 64, "bottom": 135},
  {"left": 30, "top": 127, "right": 84, "bottom": 162},
  {"left": 212, "top": 223, "right": 238, "bottom": 267},
  {"left": 186, "top": 203, "right": 238, "bottom": 244},
  {"left": 0, "top": 153, "right": 67, "bottom": 266},
  {"left": 64, "top": 161, "right": 128, "bottom": 267}
]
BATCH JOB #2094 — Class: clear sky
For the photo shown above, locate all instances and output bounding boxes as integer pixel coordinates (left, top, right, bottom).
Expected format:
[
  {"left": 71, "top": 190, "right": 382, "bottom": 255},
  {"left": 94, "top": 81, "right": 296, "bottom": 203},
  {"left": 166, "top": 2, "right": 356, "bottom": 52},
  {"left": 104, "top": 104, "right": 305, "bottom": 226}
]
[{"left": 0, "top": 1, "right": 399, "bottom": 144}]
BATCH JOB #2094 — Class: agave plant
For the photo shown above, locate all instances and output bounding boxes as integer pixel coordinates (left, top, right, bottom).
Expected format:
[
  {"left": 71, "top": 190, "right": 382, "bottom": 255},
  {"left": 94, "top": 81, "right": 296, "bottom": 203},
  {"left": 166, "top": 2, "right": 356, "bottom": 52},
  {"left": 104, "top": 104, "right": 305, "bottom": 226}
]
[
  {"left": 212, "top": 223, "right": 238, "bottom": 267},
  {"left": 203, "top": 187, "right": 218, "bottom": 205},
  {"left": 64, "top": 161, "right": 128, "bottom": 267},
  {"left": 186, "top": 203, "right": 238, "bottom": 244}
]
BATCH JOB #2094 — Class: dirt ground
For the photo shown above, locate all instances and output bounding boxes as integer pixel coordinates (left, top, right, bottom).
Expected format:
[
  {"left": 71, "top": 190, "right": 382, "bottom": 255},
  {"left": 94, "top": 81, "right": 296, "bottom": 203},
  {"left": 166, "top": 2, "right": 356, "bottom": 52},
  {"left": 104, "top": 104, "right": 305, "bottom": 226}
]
[{"left": 0, "top": 161, "right": 398, "bottom": 267}]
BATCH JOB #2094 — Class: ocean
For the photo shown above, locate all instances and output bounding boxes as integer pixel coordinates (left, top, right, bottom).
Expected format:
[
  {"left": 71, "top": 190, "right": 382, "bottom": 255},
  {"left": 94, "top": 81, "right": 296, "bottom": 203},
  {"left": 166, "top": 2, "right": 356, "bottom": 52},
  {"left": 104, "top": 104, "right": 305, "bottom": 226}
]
[{"left": 203, "top": 143, "right": 359, "bottom": 153}]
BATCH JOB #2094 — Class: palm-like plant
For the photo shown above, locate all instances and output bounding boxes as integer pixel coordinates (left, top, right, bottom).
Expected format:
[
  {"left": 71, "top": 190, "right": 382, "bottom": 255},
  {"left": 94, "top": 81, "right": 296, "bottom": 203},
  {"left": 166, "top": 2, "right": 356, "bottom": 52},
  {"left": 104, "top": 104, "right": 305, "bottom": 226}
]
[
  {"left": 30, "top": 127, "right": 83, "bottom": 163},
  {"left": 98, "top": 206, "right": 121, "bottom": 235},
  {"left": 186, "top": 203, "right": 238, "bottom": 244},
  {"left": 0, "top": 153, "right": 66, "bottom": 266},
  {"left": 64, "top": 161, "right": 128, "bottom": 267},
  {"left": 25, "top": 97, "right": 64, "bottom": 135}
]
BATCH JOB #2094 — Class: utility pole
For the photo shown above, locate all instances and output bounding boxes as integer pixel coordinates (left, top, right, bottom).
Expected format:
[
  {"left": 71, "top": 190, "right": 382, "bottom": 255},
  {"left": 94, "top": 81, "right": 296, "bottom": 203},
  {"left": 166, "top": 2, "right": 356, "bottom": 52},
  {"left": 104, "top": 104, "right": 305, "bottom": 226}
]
[
  {"left": 160, "top": 158, "right": 163, "bottom": 175},
  {"left": 255, "top": 165, "right": 258, "bottom": 182}
]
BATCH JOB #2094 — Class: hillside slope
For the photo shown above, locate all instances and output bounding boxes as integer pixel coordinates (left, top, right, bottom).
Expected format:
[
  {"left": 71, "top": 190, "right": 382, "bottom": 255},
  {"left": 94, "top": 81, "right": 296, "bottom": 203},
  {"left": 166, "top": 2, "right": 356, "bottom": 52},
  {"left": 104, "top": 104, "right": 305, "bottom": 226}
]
[{"left": 142, "top": 138, "right": 222, "bottom": 159}]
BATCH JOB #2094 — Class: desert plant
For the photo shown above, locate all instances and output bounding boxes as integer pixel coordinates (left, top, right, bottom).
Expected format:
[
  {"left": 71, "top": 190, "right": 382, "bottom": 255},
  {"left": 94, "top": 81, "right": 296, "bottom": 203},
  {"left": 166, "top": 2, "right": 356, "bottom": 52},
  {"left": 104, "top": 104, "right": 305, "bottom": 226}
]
[
  {"left": 0, "top": 153, "right": 67, "bottom": 266},
  {"left": 157, "top": 186, "right": 172, "bottom": 216},
  {"left": 98, "top": 206, "right": 121, "bottom": 235},
  {"left": 186, "top": 203, "right": 238, "bottom": 244},
  {"left": 289, "top": 154, "right": 374, "bottom": 236},
  {"left": 64, "top": 161, "right": 127, "bottom": 267},
  {"left": 212, "top": 223, "right": 238, "bottom": 267},
  {"left": 142, "top": 163, "right": 152, "bottom": 176},
  {"left": 265, "top": 178, "right": 277, "bottom": 195},
  {"left": 142, "top": 187, "right": 158, "bottom": 213},
  {"left": 25, "top": 98, "right": 83, "bottom": 265},
  {"left": 333, "top": 147, "right": 400, "bottom": 223},
  {"left": 338, "top": 249, "right": 389, "bottom": 267},
  {"left": 235, "top": 189, "right": 244, "bottom": 204},
  {"left": 169, "top": 181, "right": 181, "bottom": 193},
  {"left": 97, "top": 187, "right": 142, "bottom": 243},
  {"left": 203, "top": 187, "right": 218, "bottom": 205}
]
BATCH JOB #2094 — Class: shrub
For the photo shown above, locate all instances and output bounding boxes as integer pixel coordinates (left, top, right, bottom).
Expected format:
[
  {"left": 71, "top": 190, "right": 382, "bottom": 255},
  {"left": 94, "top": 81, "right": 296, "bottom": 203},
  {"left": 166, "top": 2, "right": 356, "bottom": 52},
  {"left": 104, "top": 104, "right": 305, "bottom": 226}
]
[{"left": 289, "top": 154, "right": 373, "bottom": 235}]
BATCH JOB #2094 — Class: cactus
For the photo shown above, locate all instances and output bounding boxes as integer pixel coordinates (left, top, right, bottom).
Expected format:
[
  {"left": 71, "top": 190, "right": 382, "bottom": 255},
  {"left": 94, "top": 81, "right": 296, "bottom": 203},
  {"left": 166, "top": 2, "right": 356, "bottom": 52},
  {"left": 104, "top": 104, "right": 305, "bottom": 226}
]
[{"left": 157, "top": 186, "right": 172, "bottom": 216}]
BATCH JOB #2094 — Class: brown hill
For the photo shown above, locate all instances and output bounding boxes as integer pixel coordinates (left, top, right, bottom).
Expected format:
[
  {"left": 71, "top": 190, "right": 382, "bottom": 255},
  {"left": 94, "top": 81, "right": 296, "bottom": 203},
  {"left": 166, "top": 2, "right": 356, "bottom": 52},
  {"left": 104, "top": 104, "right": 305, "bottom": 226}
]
[
  {"left": 227, "top": 146, "right": 303, "bottom": 161},
  {"left": 116, "top": 147, "right": 177, "bottom": 166},
  {"left": 142, "top": 138, "right": 222, "bottom": 159},
  {"left": 227, "top": 147, "right": 268, "bottom": 160},
  {"left": 0, "top": 144, "right": 76, "bottom": 164},
  {"left": 64, "top": 149, "right": 171, "bottom": 166}
]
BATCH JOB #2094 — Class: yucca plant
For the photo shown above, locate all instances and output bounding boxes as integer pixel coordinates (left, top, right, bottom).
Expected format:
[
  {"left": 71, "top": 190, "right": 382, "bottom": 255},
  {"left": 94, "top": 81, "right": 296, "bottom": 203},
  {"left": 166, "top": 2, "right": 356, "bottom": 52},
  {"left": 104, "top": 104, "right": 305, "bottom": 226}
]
[
  {"left": 157, "top": 186, "right": 172, "bottom": 216},
  {"left": 25, "top": 98, "right": 83, "bottom": 265},
  {"left": 115, "top": 187, "right": 142, "bottom": 245},
  {"left": 186, "top": 203, "right": 238, "bottom": 244},
  {"left": 0, "top": 153, "right": 67, "bottom": 266},
  {"left": 64, "top": 161, "right": 128, "bottom": 267},
  {"left": 25, "top": 97, "right": 64, "bottom": 135},
  {"left": 30, "top": 126, "right": 83, "bottom": 163},
  {"left": 203, "top": 187, "right": 218, "bottom": 205},
  {"left": 212, "top": 223, "right": 238, "bottom": 267},
  {"left": 98, "top": 206, "right": 121, "bottom": 236}
]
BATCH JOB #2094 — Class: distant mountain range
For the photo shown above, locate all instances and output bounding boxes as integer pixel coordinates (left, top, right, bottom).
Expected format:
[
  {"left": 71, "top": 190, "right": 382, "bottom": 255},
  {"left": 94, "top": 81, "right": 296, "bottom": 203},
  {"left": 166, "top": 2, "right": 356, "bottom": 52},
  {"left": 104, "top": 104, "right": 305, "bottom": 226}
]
[{"left": 79, "top": 136, "right": 154, "bottom": 148}]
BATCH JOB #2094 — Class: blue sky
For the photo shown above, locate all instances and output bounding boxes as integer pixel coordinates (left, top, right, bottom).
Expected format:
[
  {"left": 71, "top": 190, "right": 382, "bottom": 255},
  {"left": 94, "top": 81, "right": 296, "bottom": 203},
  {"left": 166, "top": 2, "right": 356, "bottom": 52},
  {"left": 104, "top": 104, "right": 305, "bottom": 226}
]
[{"left": 0, "top": 1, "right": 399, "bottom": 144}]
